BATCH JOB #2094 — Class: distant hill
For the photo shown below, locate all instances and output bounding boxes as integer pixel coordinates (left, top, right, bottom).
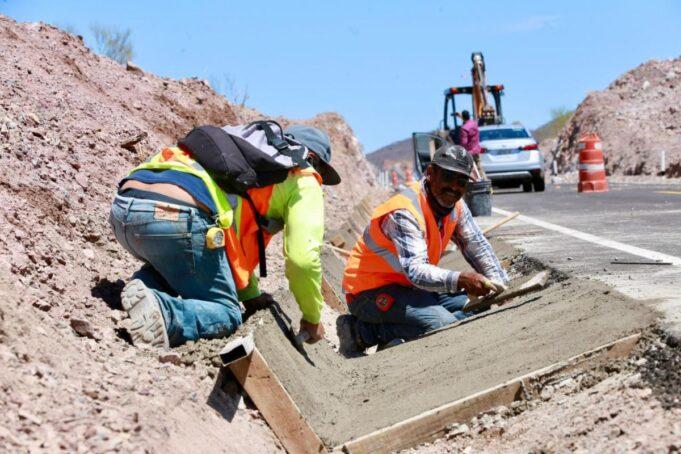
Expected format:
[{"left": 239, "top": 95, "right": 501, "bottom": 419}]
[
  {"left": 532, "top": 110, "right": 573, "bottom": 143},
  {"left": 366, "top": 137, "right": 413, "bottom": 169}
]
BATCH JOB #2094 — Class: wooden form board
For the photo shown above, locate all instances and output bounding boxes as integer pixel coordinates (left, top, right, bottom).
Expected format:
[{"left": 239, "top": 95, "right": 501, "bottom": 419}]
[
  {"left": 335, "top": 333, "right": 641, "bottom": 454},
  {"left": 229, "top": 348, "right": 326, "bottom": 454},
  {"left": 321, "top": 275, "right": 347, "bottom": 314}
]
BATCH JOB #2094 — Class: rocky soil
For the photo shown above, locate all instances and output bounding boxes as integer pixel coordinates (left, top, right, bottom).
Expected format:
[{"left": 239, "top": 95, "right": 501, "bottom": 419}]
[
  {"left": 0, "top": 14, "right": 678, "bottom": 454},
  {"left": 550, "top": 57, "right": 681, "bottom": 177},
  {"left": 402, "top": 335, "right": 681, "bottom": 454}
]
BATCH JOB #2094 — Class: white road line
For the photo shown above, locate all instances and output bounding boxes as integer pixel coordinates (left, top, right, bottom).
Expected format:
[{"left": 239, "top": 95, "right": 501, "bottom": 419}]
[{"left": 493, "top": 207, "right": 681, "bottom": 267}]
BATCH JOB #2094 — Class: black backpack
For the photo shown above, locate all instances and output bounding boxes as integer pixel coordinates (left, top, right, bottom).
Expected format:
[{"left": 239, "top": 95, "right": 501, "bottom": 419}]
[{"left": 178, "top": 120, "right": 311, "bottom": 278}]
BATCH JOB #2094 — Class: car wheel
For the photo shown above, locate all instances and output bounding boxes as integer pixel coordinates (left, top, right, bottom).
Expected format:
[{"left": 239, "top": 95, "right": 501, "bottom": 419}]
[
  {"left": 533, "top": 177, "right": 545, "bottom": 192},
  {"left": 522, "top": 181, "right": 532, "bottom": 192}
]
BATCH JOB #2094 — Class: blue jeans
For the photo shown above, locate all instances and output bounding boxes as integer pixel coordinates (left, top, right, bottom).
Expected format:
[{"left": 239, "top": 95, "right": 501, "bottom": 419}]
[
  {"left": 348, "top": 284, "right": 471, "bottom": 347},
  {"left": 109, "top": 195, "right": 242, "bottom": 347}
]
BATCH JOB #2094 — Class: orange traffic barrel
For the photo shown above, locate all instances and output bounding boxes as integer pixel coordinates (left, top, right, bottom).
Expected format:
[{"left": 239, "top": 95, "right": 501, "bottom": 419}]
[{"left": 577, "top": 133, "right": 609, "bottom": 192}]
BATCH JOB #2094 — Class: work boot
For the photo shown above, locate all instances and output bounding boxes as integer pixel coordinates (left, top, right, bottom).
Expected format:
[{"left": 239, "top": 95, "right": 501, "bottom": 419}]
[
  {"left": 121, "top": 279, "right": 170, "bottom": 350},
  {"left": 336, "top": 314, "right": 365, "bottom": 357}
]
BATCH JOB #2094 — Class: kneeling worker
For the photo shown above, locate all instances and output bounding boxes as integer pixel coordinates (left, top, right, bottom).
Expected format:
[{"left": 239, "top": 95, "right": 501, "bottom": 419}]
[
  {"left": 109, "top": 124, "right": 339, "bottom": 349},
  {"left": 339, "top": 144, "right": 508, "bottom": 354}
]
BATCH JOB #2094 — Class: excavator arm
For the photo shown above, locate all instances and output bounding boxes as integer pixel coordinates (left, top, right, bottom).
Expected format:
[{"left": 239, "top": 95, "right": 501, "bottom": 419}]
[{"left": 442, "top": 52, "right": 503, "bottom": 132}]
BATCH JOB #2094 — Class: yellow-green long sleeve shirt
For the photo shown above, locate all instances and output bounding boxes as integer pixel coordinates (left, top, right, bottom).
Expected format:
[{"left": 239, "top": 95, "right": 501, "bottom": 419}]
[{"left": 237, "top": 171, "right": 325, "bottom": 324}]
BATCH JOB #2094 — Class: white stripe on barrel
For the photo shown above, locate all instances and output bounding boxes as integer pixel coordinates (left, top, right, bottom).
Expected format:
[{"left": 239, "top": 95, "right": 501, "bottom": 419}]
[{"left": 578, "top": 163, "right": 605, "bottom": 171}]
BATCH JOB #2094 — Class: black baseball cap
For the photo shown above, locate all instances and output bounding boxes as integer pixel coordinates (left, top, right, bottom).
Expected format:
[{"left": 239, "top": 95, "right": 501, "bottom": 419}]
[{"left": 431, "top": 144, "right": 473, "bottom": 179}]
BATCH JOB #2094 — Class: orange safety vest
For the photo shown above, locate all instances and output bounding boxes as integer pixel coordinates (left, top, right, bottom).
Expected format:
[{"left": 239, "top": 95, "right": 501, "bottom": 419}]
[
  {"left": 231, "top": 167, "right": 323, "bottom": 284},
  {"left": 342, "top": 182, "right": 462, "bottom": 297}
]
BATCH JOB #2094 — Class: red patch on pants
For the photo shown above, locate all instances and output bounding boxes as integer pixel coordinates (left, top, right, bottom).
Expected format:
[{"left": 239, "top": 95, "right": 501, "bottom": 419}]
[{"left": 375, "top": 293, "right": 395, "bottom": 312}]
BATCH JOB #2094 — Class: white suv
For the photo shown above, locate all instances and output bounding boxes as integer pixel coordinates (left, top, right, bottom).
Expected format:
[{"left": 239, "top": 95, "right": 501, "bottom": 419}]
[{"left": 479, "top": 124, "right": 545, "bottom": 192}]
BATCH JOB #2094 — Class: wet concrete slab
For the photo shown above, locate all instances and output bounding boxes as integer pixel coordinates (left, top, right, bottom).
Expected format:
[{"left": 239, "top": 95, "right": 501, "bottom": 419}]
[{"left": 251, "top": 255, "right": 656, "bottom": 447}]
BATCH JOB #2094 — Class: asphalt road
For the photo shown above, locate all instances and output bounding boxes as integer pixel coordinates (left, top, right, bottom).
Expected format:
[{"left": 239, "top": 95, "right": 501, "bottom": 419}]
[{"left": 474, "top": 181, "right": 681, "bottom": 331}]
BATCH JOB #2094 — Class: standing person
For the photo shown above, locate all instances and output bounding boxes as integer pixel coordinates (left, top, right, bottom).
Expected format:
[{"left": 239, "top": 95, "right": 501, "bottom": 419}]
[
  {"left": 109, "top": 123, "right": 340, "bottom": 349},
  {"left": 457, "top": 110, "right": 486, "bottom": 180},
  {"left": 338, "top": 144, "right": 507, "bottom": 355}
]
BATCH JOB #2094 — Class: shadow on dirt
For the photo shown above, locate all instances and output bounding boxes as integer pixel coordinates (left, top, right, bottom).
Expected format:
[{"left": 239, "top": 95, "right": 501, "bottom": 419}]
[
  {"left": 91, "top": 277, "right": 126, "bottom": 310},
  {"left": 207, "top": 369, "right": 241, "bottom": 422}
]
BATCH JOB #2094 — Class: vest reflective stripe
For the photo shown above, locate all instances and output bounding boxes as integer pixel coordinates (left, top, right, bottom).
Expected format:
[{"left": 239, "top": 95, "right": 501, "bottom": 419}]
[
  {"left": 342, "top": 182, "right": 462, "bottom": 296},
  {"left": 361, "top": 226, "right": 403, "bottom": 273},
  {"left": 131, "top": 147, "right": 238, "bottom": 229},
  {"left": 129, "top": 147, "right": 251, "bottom": 289}
]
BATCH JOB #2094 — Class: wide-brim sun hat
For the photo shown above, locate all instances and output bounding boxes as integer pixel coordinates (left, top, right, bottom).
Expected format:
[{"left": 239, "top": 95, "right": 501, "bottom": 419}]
[{"left": 284, "top": 125, "right": 341, "bottom": 186}]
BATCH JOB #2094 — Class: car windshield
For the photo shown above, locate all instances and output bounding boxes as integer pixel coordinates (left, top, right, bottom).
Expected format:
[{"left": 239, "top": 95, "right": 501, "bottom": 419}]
[{"left": 480, "top": 127, "right": 530, "bottom": 141}]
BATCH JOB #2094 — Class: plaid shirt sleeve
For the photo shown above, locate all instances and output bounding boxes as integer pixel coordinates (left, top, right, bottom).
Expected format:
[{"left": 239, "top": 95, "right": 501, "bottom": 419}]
[
  {"left": 381, "top": 210, "right": 459, "bottom": 293},
  {"left": 452, "top": 202, "right": 509, "bottom": 284},
  {"left": 381, "top": 203, "right": 509, "bottom": 293}
]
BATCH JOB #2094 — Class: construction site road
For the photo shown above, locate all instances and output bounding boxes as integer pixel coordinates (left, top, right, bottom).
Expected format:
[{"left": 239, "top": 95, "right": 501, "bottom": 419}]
[{"left": 486, "top": 182, "right": 681, "bottom": 336}]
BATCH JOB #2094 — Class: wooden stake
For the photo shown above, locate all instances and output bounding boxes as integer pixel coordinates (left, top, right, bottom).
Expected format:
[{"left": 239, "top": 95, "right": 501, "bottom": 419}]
[
  {"left": 325, "top": 242, "right": 351, "bottom": 257},
  {"left": 229, "top": 349, "right": 326, "bottom": 454},
  {"left": 483, "top": 211, "right": 520, "bottom": 236}
]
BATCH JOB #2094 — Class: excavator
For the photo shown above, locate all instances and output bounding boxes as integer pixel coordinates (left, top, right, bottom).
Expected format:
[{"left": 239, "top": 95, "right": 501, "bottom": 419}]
[{"left": 413, "top": 52, "right": 504, "bottom": 174}]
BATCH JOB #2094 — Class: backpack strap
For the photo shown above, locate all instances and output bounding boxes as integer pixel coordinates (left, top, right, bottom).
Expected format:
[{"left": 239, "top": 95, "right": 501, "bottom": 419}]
[
  {"left": 240, "top": 190, "right": 269, "bottom": 279},
  {"left": 255, "top": 120, "right": 289, "bottom": 152},
  {"left": 250, "top": 120, "right": 308, "bottom": 168}
]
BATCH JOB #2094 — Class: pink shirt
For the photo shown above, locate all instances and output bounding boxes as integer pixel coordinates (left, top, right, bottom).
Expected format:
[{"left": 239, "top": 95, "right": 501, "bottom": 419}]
[{"left": 459, "top": 119, "right": 481, "bottom": 155}]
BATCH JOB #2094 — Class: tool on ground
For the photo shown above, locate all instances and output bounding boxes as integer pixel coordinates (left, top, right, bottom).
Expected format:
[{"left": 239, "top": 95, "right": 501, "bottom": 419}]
[
  {"left": 610, "top": 259, "right": 672, "bottom": 266},
  {"left": 463, "top": 270, "right": 549, "bottom": 312},
  {"left": 483, "top": 211, "right": 520, "bottom": 236},
  {"left": 269, "top": 302, "right": 312, "bottom": 358}
]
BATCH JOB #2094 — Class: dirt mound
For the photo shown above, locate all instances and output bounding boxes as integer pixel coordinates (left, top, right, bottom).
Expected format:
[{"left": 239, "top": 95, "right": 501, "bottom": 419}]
[
  {"left": 552, "top": 57, "right": 681, "bottom": 177},
  {"left": 0, "top": 14, "right": 375, "bottom": 452}
]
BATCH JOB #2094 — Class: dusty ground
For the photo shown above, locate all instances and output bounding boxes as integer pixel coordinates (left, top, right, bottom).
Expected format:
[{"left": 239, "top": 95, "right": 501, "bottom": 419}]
[
  {"left": 1, "top": 14, "right": 679, "bottom": 454},
  {"left": 401, "top": 336, "right": 681, "bottom": 454}
]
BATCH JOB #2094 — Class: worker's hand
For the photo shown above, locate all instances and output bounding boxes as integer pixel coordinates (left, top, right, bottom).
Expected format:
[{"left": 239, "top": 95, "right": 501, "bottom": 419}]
[
  {"left": 299, "top": 319, "right": 325, "bottom": 344},
  {"left": 458, "top": 272, "right": 501, "bottom": 297},
  {"left": 455, "top": 111, "right": 462, "bottom": 118},
  {"left": 242, "top": 292, "right": 275, "bottom": 320}
]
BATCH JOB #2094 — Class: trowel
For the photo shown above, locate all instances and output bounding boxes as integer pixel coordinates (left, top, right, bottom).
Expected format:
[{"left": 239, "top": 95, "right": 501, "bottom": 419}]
[
  {"left": 269, "top": 302, "right": 311, "bottom": 357},
  {"left": 462, "top": 270, "right": 549, "bottom": 312}
]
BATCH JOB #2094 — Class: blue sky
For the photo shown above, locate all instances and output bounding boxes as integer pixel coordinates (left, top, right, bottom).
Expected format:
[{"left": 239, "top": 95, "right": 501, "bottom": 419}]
[{"left": 2, "top": 1, "right": 680, "bottom": 153}]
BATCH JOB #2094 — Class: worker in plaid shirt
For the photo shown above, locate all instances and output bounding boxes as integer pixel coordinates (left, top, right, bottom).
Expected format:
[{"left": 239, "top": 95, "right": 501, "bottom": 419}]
[{"left": 340, "top": 145, "right": 508, "bottom": 354}]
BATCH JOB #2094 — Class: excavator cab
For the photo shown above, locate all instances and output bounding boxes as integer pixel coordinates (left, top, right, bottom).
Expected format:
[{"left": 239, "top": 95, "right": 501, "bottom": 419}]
[{"left": 443, "top": 84, "right": 505, "bottom": 144}]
